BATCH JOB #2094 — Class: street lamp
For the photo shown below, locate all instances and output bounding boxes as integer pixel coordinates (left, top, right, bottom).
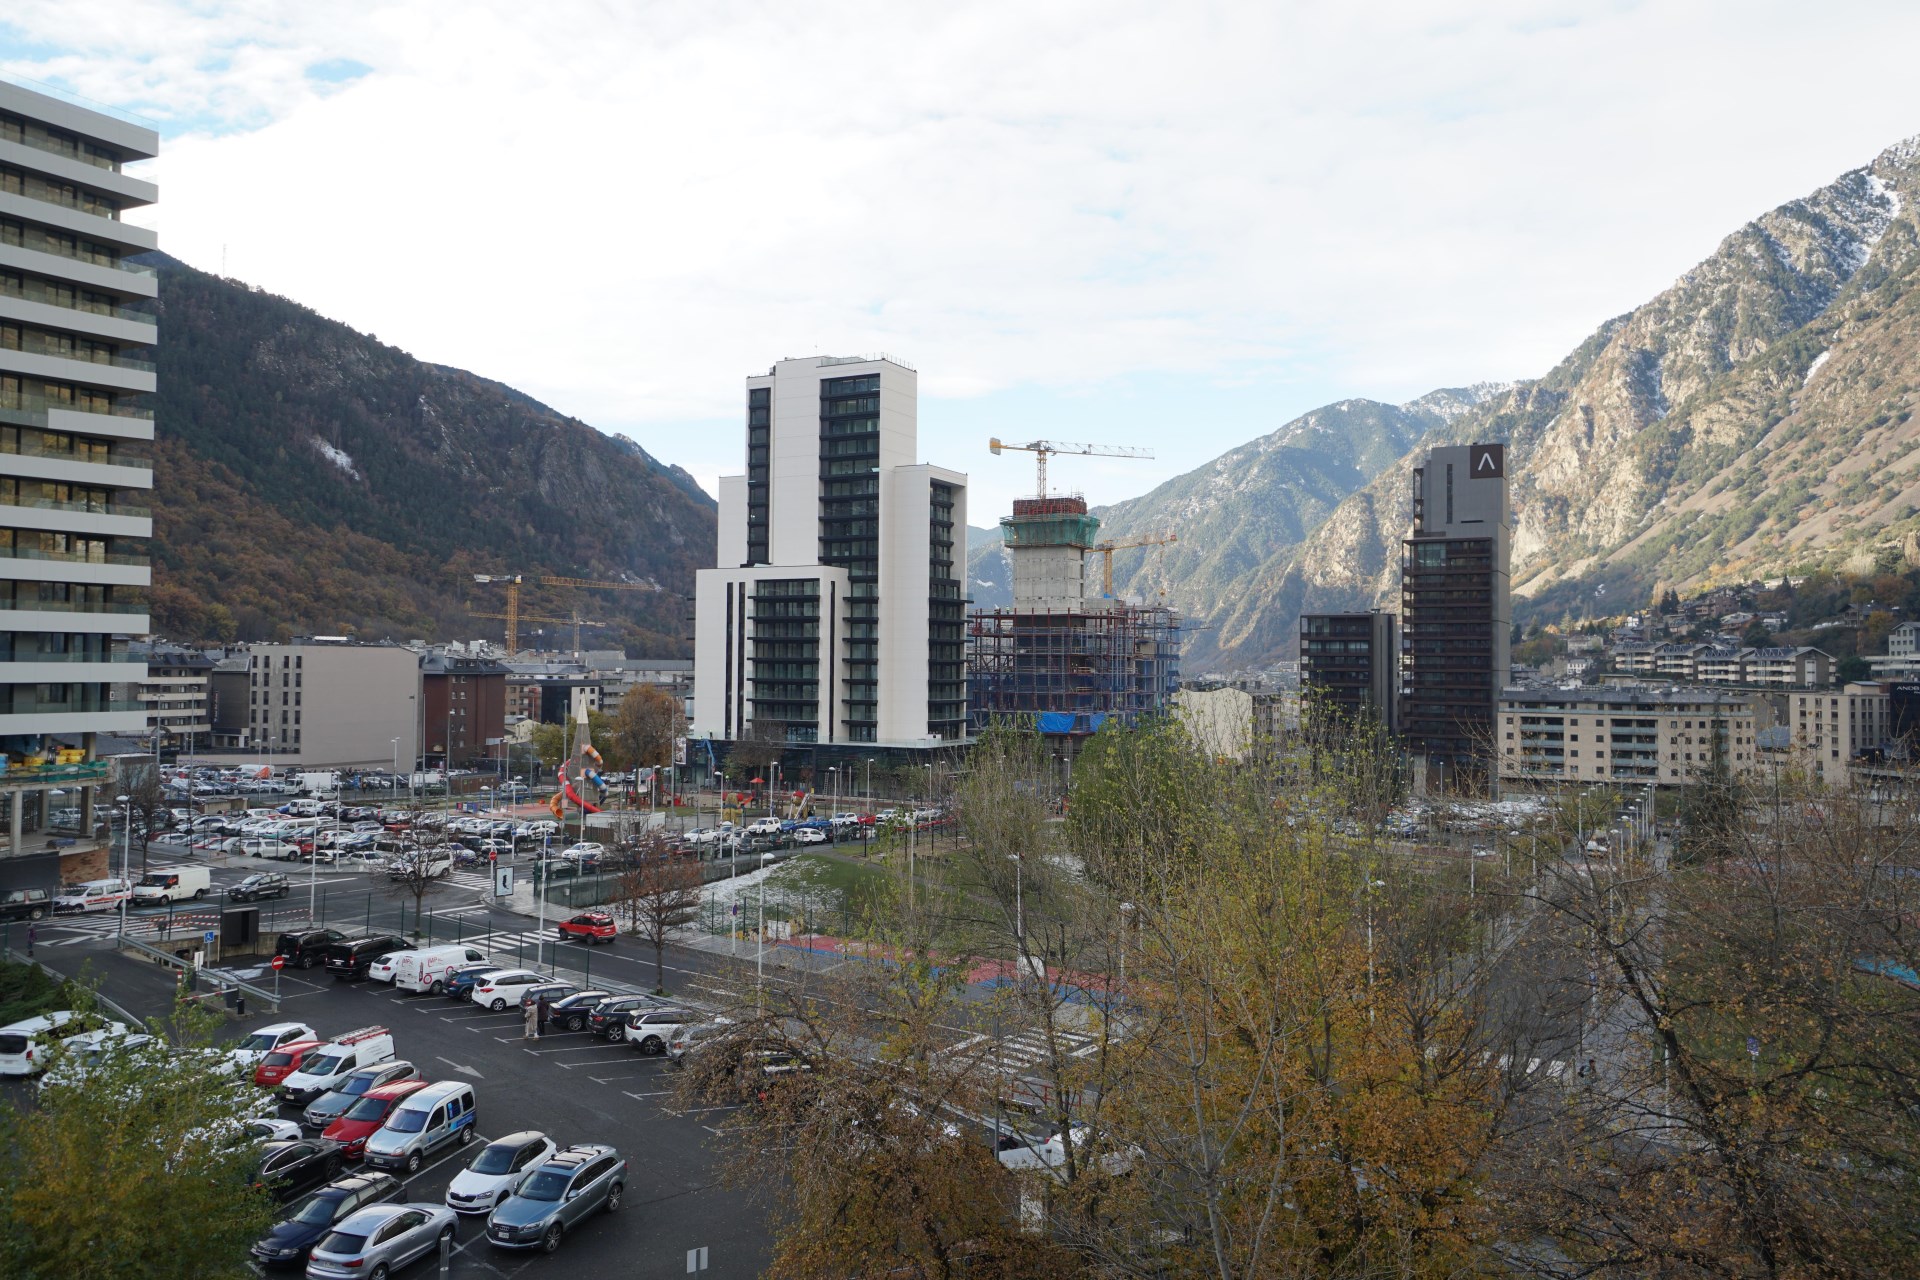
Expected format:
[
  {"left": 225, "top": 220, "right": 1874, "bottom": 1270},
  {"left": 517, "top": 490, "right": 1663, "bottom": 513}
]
[
  {"left": 1006, "top": 853, "right": 1024, "bottom": 954},
  {"left": 390, "top": 738, "right": 400, "bottom": 800},
  {"left": 756, "top": 850, "right": 775, "bottom": 1003},
  {"left": 1363, "top": 877, "right": 1385, "bottom": 1020},
  {"left": 114, "top": 793, "right": 131, "bottom": 948},
  {"left": 864, "top": 758, "right": 874, "bottom": 811}
]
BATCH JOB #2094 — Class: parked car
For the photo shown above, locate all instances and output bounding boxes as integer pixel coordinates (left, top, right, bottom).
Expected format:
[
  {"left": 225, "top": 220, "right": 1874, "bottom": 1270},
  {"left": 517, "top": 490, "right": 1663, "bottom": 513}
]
[
  {"left": 323, "top": 935, "right": 412, "bottom": 982},
  {"left": 251, "top": 1137, "right": 344, "bottom": 1203},
  {"left": 519, "top": 981, "right": 578, "bottom": 1012},
  {"left": 0, "top": 1010, "right": 124, "bottom": 1076},
  {"left": 275, "top": 929, "right": 347, "bottom": 970},
  {"left": 542, "top": 990, "right": 614, "bottom": 1033},
  {"left": 249, "top": 1170, "right": 406, "bottom": 1268},
  {"left": 665, "top": 1019, "right": 732, "bottom": 1065},
  {"left": 485, "top": 1143, "right": 627, "bottom": 1252},
  {"left": 555, "top": 911, "right": 617, "bottom": 944},
  {"left": 132, "top": 865, "right": 212, "bottom": 906},
  {"left": 321, "top": 1079, "right": 431, "bottom": 1160},
  {"left": 246, "top": 1117, "right": 305, "bottom": 1144},
  {"left": 229, "top": 1021, "right": 318, "bottom": 1068},
  {"left": 624, "top": 1007, "right": 697, "bottom": 1056},
  {"left": 585, "top": 995, "right": 656, "bottom": 1041},
  {"left": 304, "top": 1202, "right": 457, "bottom": 1279},
  {"left": 0, "top": 886, "right": 52, "bottom": 922},
  {"left": 442, "top": 963, "right": 508, "bottom": 1002},
  {"left": 277, "top": 1026, "right": 397, "bottom": 1106},
  {"left": 469, "top": 970, "right": 549, "bottom": 1012},
  {"left": 793, "top": 827, "right": 828, "bottom": 845},
  {"left": 444, "top": 1130, "right": 557, "bottom": 1215},
  {"left": 228, "top": 872, "right": 291, "bottom": 903},
  {"left": 361, "top": 1080, "right": 478, "bottom": 1175},
  {"left": 254, "top": 1039, "right": 326, "bottom": 1089},
  {"left": 302, "top": 1060, "right": 420, "bottom": 1131}
]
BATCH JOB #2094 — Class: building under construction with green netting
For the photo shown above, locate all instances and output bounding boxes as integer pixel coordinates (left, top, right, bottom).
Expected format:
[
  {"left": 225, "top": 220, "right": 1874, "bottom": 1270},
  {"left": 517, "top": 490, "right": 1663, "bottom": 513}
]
[{"left": 968, "top": 495, "right": 1181, "bottom": 737}]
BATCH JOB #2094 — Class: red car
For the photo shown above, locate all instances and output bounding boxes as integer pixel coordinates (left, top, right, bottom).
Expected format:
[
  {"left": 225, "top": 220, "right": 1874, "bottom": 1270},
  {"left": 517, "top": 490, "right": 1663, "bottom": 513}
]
[
  {"left": 253, "top": 1039, "right": 323, "bottom": 1088},
  {"left": 556, "top": 911, "right": 617, "bottom": 944},
  {"left": 322, "top": 1079, "right": 430, "bottom": 1159}
]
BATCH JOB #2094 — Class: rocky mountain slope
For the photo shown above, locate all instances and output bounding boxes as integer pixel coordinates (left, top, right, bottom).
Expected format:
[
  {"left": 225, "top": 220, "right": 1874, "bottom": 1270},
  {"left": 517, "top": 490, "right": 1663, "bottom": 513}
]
[
  {"left": 966, "top": 387, "right": 1503, "bottom": 609},
  {"left": 146, "top": 257, "right": 715, "bottom": 649},
  {"left": 1047, "top": 134, "right": 1920, "bottom": 671}
]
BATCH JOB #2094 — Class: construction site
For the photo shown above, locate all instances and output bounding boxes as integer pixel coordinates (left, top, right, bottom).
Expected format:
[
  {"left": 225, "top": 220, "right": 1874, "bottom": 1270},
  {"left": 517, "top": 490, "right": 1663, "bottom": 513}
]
[{"left": 968, "top": 441, "right": 1182, "bottom": 740}]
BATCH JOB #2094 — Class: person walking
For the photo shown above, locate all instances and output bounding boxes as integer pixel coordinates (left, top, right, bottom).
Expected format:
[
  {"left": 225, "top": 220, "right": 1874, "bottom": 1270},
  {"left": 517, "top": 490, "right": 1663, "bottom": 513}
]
[
  {"left": 26, "top": 922, "right": 36, "bottom": 957},
  {"left": 522, "top": 998, "right": 538, "bottom": 1041},
  {"left": 536, "top": 993, "right": 552, "bottom": 1038}
]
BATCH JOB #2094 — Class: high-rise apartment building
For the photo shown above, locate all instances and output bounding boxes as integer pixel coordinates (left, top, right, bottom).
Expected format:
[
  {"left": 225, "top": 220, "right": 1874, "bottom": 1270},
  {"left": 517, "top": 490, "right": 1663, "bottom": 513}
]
[
  {"left": 1400, "top": 443, "right": 1511, "bottom": 785},
  {"left": 693, "top": 356, "right": 968, "bottom": 750},
  {"left": 0, "top": 82, "right": 157, "bottom": 885}
]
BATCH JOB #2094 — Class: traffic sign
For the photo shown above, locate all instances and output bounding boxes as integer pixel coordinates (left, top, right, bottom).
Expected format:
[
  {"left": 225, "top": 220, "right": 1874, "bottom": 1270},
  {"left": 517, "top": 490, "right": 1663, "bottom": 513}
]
[
  {"left": 203, "top": 930, "right": 216, "bottom": 946},
  {"left": 495, "top": 865, "right": 515, "bottom": 896},
  {"left": 270, "top": 955, "right": 286, "bottom": 971}
]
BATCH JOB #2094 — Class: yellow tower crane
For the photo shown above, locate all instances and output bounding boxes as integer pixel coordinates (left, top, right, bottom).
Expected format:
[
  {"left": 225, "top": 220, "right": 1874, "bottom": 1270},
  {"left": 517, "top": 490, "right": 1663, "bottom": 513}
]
[
  {"left": 1094, "top": 532, "right": 1178, "bottom": 597},
  {"left": 470, "top": 574, "right": 524, "bottom": 653},
  {"left": 466, "top": 606, "right": 609, "bottom": 655},
  {"left": 988, "top": 437, "right": 1153, "bottom": 497}
]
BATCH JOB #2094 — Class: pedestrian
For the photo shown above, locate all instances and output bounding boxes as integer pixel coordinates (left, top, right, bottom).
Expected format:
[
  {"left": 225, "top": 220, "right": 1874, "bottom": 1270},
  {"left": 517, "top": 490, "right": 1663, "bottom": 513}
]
[
  {"left": 522, "top": 999, "right": 538, "bottom": 1041},
  {"left": 26, "top": 922, "right": 36, "bottom": 957},
  {"left": 537, "top": 994, "right": 551, "bottom": 1038}
]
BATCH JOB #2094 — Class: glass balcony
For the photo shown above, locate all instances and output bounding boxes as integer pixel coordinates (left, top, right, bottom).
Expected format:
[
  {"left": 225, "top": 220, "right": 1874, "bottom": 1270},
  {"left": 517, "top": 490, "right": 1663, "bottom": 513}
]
[
  {"left": 0, "top": 423, "right": 151, "bottom": 464},
  {"left": 0, "top": 596, "right": 145, "bottom": 614},
  {"left": 0, "top": 492, "right": 149, "bottom": 518},
  {"left": 2, "top": 123, "right": 125, "bottom": 173},
  {"left": 0, "top": 279, "right": 154, "bottom": 324},
  {"left": 0, "top": 544, "right": 148, "bottom": 567},
  {"left": 2, "top": 332, "right": 151, "bottom": 372}
]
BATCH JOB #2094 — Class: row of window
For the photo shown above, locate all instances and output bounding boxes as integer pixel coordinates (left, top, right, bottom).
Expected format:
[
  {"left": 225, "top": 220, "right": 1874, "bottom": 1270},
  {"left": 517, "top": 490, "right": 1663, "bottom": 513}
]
[{"left": 0, "top": 112, "right": 126, "bottom": 171}]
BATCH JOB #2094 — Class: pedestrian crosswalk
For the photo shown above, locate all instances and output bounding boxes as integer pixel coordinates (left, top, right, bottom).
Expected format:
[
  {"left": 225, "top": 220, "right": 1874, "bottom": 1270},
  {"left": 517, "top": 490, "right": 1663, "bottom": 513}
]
[{"left": 938, "top": 1027, "right": 1102, "bottom": 1075}]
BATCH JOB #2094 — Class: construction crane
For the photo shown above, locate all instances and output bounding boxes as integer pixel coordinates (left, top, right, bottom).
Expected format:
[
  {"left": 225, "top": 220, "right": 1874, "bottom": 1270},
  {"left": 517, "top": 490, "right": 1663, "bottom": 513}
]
[
  {"left": 538, "top": 575, "right": 664, "bottom": 594},
  {"left": 988, "top": 437, "right": 1153, "bottom": 498},
  {"left": 466, "top": 606, "right": 608, "bottom": 656},
  {"left": 470, "top": 574, "right": 524, "bottom": 653},
  {"left": 1095, "top": 532, "right": 1178, "bottom": 597}
]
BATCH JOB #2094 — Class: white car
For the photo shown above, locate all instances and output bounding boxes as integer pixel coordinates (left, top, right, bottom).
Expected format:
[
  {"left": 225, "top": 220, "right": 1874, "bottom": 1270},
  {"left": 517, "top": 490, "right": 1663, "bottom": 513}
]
[
  {"left": 997, "top": 1125, "right": 1141, "bottom": 1179},
  {"left": 745, "top": 817, "right": 781, "bottom": 836},
  {"left": 0, "top": 1011, "right": 127, "bottom": 1076},
  {"left": 244, "top": 1116, "right": 304, "bottom": 1143},
  {"left": 226, "top": 1021, "right": 317, "bottom": 1068},
  {"left": 37, "top": 1029, "right": 156, "bottom": 1091},
  {"left": 366, "top": 951, "right": 410, "bottom": 983},
  {"left": 559, "top": 841, "right": 606, "bottom": 862},
  {"left": 467, "top": 969, "right": 548, "bottom": 1011},
  {"left": 444, "top": 1130, "right": 557, "bottom": 1214},
  {"left": 794, "top": 828, "right": 828, "bottom": 845}
]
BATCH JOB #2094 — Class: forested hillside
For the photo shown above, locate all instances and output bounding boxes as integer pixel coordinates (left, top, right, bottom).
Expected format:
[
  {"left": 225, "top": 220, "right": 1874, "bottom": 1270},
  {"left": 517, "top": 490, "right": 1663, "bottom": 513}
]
[{"left": 145, "top": 257, "right": 715, "bottom": 650}]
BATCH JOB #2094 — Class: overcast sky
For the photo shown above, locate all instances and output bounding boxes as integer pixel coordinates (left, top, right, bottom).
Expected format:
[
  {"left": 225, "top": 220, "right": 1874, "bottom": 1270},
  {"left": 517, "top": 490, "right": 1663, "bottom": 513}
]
[{"left": 5, "top": 1, "right": 1920, "bottom": 524}]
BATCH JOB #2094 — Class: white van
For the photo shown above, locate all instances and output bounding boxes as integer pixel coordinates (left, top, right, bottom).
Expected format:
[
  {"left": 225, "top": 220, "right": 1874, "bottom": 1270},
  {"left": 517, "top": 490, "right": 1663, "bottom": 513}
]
[
  {"left": 392, "top": 945, "right": 491, "bottom": 995},
  {"left": 52, "top": 879, "right": 132, "bottom": 914},
  {"left": 283, "top": 799, "right": 326, "bottom": 817},
  {"left": 362, "top": 1080, "right": 477, "bottom": 1174},
  {"left": 276, "top": 1025, "right": 397, "bottom": 1105},
  {"left": 0, "top": 1010, "right": 125, "bottom": 1075},
  {"left": 132, "top": 865, "right": 211, "bottom": 905}
]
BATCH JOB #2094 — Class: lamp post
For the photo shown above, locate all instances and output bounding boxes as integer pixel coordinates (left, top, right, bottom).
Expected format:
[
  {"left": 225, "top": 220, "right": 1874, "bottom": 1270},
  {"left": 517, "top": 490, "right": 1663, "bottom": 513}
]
[
  {"left": 1006, "top": 853, "right": 1024, "bottom": 955},
  {"left": 114, "top": 793, "right": 131, "bottom": 948},
  {"left": 864, "top": 758, "right": 874, "bottom": 811},
  {"left": 756, "top": 851, "right": 775, "bottom": 1004},
  {"left": 1118, "top": 900, "right": 1134, "bottom": 992},
  {"left": 1364, "top": 877, "right": 1385, "bottom": 1020},
  {"left": 390, "top": 738, "right": 400, "bottom": 801}
]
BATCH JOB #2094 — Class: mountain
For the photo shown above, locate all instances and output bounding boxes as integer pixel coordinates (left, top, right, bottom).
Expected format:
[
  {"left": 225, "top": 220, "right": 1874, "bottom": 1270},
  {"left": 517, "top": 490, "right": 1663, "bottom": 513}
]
[
  {"left": 145, "top": 256, "right": 715, "bottom": 650},
  {"left": 1039, "top": 134, "right": 1920, "bottom": 671},
  {"left": 965, "top": 386, "right": 1506, "bottom": 610}
]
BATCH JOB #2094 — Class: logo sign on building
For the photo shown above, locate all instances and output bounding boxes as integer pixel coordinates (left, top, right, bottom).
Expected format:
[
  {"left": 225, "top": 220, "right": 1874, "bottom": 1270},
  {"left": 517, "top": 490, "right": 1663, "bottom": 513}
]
[{"left": 1470, "top": 443, "right": 1504, "bottom": 479}]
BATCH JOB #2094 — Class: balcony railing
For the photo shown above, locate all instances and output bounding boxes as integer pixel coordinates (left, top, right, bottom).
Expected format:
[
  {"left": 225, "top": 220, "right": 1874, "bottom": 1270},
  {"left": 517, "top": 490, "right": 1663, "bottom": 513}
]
[
  {"left": 0, "top": 279, "right": 154, "bottom": 324},
  {"left": 0, "top": 544, "right": 147, "bottom": 567},
  {"left": 0, "top": 423, "right": 152, "bottom": 464},
  {"left": 0, "top": 492, "right": 149, "bottom": 518},
  {"left": 0, "top": 696, "right": 145, "bottom": 715},
  {"left": 1, "top": 758, "right": 110, "bottom": 785},
  {"left": 0, "top": 596, "right": 144, "bottom": 614},
  {"left": 3, "top": 333, "right": 152, "bottom": 372},
  {"left": 3, "top": 123, "right": 126, "bottom": 173},
  {"left": 6, "top": 231, "right": 154, "bottom": 277},
  {"left": 0, "top": 649, "right": 130, "bottom": 663}
]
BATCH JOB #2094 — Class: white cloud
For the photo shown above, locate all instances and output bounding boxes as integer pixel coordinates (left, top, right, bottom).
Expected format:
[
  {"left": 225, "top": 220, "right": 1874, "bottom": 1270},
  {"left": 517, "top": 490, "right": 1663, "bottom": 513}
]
[{"left": 6, "top": 0, "right": 1920, "bottom": 523}]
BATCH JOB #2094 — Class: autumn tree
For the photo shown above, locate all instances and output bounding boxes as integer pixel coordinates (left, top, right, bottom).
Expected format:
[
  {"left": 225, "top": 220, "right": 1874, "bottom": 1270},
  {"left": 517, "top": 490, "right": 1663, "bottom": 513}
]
[
  {"left": 606, "top": 684, "right": 685, "bottom": 775},
  {"left": 615, "top": 840, "right": 703, "bottom": 993},
  {"left": 119, "top": 756, "right": 171, "bottom": 875},
  {"left": 725, "top": 720, "right": 786, "bottom": 778}
]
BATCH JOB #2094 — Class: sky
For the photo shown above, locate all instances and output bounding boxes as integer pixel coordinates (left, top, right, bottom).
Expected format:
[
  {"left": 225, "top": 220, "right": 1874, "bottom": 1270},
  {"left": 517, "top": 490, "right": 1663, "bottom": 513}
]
[{"left": 6, "top": 1, "right": 1920, "bottom": 524}]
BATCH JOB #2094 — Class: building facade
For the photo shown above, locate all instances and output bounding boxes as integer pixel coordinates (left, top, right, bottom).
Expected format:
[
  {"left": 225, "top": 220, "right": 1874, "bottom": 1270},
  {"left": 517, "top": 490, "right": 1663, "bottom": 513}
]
[
  {"left": 0, "top": 82, "right": 158, "bottom": 886},
  {"left": 1498, "top": 686, "right": 1759, "bottom": 786},
  {"left": 1299, "top": 610, "right": 1397, "bottom": 735},
  {"left": 137, "top": 645, "right": 212, "bottom": 744},
  {"left": 694, "top": 356, "right": 968, "bottom": 749},
  {"left": 239, "top": 640, "right": 419, "bottom": 769},
  {"left": 1785, "top": 681, "right": 1890, "bottom": 787},
  {"left": 419, "top": 652, "right": 508, "bottom": 769},
  {"left": 1400, "top": 443, "right": 1511, "bottom": 785}
]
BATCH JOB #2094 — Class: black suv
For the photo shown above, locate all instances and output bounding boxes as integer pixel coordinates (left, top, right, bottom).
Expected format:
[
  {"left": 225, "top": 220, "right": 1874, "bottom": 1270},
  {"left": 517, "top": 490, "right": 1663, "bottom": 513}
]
[
  {"left": 275, "top": 929, "right": 346, "bottom": 970},
  {"left": 0, "top": 887, "right": 52, "bottom": 922},
  {"left": 323, "top": 934, "right": 411, "bottom": 981},
  {"left": 230, "top": 873, "right": 291, "bottom": 902},
  {"left": 585, "top": 995, "right": 657, "bottom": 1041},
  {"left": 251, "top": 1137, "right": 345, "bottom": 1203},
  {"left": 249, "top": 1170, "right": 404, "bottom": 1267}
]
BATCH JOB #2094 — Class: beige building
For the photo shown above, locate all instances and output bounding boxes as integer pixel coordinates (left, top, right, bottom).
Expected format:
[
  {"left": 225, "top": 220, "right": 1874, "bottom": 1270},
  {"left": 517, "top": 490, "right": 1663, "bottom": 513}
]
[
  {"left": 1784, "top": 681, "right": 1891, "bottom": 787},
  {"left": 239, "top": 640, "right": 420, "bottom": 769},
  {"left": 1499, "top": 685, "right": 1760, "bottom": 786},
  {"left": 1173, "top": 686, "right": 1253, "bottom": 761}
]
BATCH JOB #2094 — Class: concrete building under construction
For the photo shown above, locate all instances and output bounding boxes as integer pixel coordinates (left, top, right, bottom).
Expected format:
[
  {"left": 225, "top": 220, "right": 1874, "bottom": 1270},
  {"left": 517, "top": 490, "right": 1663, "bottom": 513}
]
[{"left": 968, "top": 495, "right": 1180, "bottom": 738}]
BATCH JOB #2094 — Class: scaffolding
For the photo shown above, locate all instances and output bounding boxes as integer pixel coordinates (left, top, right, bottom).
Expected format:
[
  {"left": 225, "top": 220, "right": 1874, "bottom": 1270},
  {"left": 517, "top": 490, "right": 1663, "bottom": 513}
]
[{"left": 967, "top": 602, "right": 1182, "bottom": 736}]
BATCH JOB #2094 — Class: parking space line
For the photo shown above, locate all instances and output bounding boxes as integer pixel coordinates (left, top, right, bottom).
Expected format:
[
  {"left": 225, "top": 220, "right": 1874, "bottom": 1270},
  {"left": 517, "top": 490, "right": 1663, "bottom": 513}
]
[{"left": 558, "top": 1055, "right": 642, "bottom": 1069}]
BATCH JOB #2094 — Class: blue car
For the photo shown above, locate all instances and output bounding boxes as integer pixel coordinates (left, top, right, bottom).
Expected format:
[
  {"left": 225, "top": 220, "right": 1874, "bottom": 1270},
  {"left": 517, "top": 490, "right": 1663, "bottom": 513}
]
[{"left": 443, "top": 964, "right": 504, "bottom": 1001}]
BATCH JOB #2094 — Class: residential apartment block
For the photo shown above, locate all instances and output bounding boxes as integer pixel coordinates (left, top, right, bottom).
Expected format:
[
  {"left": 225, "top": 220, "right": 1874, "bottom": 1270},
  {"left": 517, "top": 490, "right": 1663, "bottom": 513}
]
[
  {"left": 1784, "top": 682, "right": 1891, "bottom": 787},
  {"left": 1299, "top": 610, "right": 1397, "bottom": 734},
  {"left": 1499, "top": 686, "right": 1759, "bottom": 786},
  {"left": 694, "top": 356, "right": 968, "bottom": 750},
  {"left": 239, "top": 640, "right": 420, "bottom": 769},
  {"left": 0, "top": 82, "right": 158, "bottom": 885},
  {"left": 137, "top": 644, "right": 212, "bottom": 744}
]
